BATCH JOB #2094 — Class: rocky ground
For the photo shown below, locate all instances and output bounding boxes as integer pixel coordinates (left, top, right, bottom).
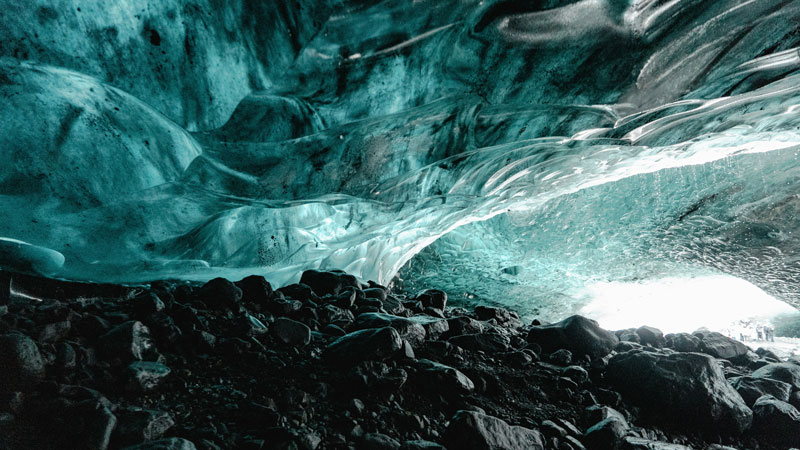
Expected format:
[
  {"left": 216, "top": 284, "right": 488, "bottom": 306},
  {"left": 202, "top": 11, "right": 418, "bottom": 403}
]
[{"left": 0, "top": 269, "right": 799, "bottom": 450}]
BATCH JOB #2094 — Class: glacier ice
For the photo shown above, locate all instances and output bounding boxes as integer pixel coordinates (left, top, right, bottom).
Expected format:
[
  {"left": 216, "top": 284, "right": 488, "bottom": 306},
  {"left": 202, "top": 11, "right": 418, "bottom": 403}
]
[{"left": 2, "top": 0, "right": 800, "bottom": 316}]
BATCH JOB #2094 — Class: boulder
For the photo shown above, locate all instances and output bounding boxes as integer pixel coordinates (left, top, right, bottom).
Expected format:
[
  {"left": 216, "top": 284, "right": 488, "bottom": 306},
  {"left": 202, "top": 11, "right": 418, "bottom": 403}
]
[
  {"left": 99, "top": 321, "right": 159, "bottom": 363},
  {"left": 751, "top": 395, "right": 800, "bottom": 446},
  {"left": 300, "top": 270, "right": 360, "bottom": 297},
  {"left": 126, "top": 361, "right": 171, "bottom": 392},
  {"left": 635, "top": 326, "right": 664, "bottom": 348},
  {"left": 113, "top": 408, "right": 175, "bottom": 447},
  {"left": 235, "top": 275, "right": 273, "bottom": 305},
  {"left": 360, "top": 433, "right": 401, "bottom": 450},
  {"left": 272, "top": 317, "right": 311, "bottom": 346},
  {"left": 121, "top": 438, "right": 197, "bottom": 450},
  {"left": 449, "top": 333, "right": 510, "bottom": 353},
  {"left": 693, "top": 331, "right": 748, "bottom": 360},
  {"left": 443, "top": 410, "right": 545, "bottom": 450},
  {"left": 751, "top": 362, "right": 800, "bottom": 389},
  {"left": 194, "top": 278, "right": 242, "bottom": 310},
  {"left": 354, "top": 313, "right": 427, "bottom": 347},
  {"left": 0, "top": 332, "right": 45, "bottom": 392},
  {"left": 730, "top": 375, "right": 792, "bottom": 406},
  {"left": 664, "top": 333, "right": 701, "bottom": 353},
  {"left": 324, "top": 327, "right": 403, "bottom": 366},
  {"left": 583, "top": 416, "right": 628, "bottom": 450},
  {"left": 415, "top": 359, "right": 474, "bottom": 395},
  {"left": 408, "top": 316, "right": 450, "bottom": 340},
  {"left": 415, "top": 289, "right": 447, "bottom": 310},
  {"left": 605, "top": 351, "right": 752, "bottom": 434},
  {"left": 527, "top": 315, "right": 618, "bottom": 359},
  {"left": 623, "top": 438, "right": 693, "bottom": 449}
]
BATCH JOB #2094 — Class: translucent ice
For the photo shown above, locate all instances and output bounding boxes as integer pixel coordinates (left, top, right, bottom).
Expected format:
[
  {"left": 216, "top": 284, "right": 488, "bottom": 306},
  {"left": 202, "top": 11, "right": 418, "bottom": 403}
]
[{"left": 2, "top": 0, "right": 800, "bottom": 316}]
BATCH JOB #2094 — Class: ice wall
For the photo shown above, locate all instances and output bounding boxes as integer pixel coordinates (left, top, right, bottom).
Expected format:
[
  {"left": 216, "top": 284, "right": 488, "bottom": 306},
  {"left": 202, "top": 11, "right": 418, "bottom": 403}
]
[{"left": 2, "top": 0, "right": 800, "bottom": 314}]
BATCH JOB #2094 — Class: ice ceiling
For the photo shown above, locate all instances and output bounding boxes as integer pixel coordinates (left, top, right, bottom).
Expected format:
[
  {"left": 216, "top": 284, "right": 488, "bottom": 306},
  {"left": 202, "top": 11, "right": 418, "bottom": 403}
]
[{"left": 2, "top": 0, "right": 800, "bottom": 317}]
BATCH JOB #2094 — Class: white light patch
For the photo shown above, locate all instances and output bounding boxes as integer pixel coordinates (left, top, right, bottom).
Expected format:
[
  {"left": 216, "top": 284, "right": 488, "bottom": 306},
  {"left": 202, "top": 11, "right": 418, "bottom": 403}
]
[{"left": 579, "top": 275, "right": 797, "bottom": 334}]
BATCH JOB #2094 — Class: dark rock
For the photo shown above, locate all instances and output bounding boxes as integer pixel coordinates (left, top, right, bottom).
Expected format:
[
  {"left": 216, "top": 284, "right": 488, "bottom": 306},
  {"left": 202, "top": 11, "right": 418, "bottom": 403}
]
[
  {"left": 38, "top": 320, "right": 71, "bottom": 343},
  {"left": 549, "top": 349, "right": 573, "bottom": 366},
  {"left": 321, "top": 323, "right": 347, "bottom": 336},
  {"left": 408, "top": 316, "right": 449, "bottom": 340},
  {"left": 277, "top": 283, "right": 318, "bottom": 302},
  {"left": 583, "top": 405, "right": 626, "bottom": 428},
  {"left": 605, "top": 350, "right": 752, "bottom": 434},
  {"left": 132, "top": 292, "right": 165, "bottom": 318},
  {"left": 447, "top": 316, "right": 485, "bottom": 336},
  {"left": 114, "top": 408, "right": 175, "bottom": 447},
  {"left": 474, "top": 306, "right": 521, "bottom": 327},
  {"left": 360, "top": 432, "right": 401, "bottom": 450},
  {"left": 237, "top": 313, "right": 269, "bottom": 336},
  {"left": 120, "top": 438, "right": 197, "bottom": 450},
  {"left": 354, "top": 313, "right": 426, "bottom": 347},
  {"left": 449, "top": 333, "right": 510, "bottom": 353},
  {"left": 443, "top": 410, "right": 545, "bottom": 450},
  {"left": 236, "top": 275, "right": 273, "bottom": 305},
  {"left": 300, "top": 270, "right": 359, "bottom": 297},
  {"left": 318, "top": 304, "right": 355, "bottom": 328},
  {"left": 622, "top": 437, "right": 692, "bottom": 449},
  {"left": 362, "top": 287, "right": 387, "bottom": 301},
  {"left": 583, "top": 416, "right": 628, "bottom": 450},
  {"left": 635, "top": 326, "right": 664, "bottom": 348},
  {"left": 99, "top": 321, "right": 159, "bottom": 363},
  {"left": 76, "top": 314, "right": 112, "bottom": 338},
  {"left": 751, "top": 362, "right": 800, "bottom": 389},
  {"left": 415, "top": 289, "right": 447, "bottom": 310},
  {"left": 527, "top": 315, "right": 618, "bottom": 359},
  {"left": 272, "top": 317, "right": 312, "bottom": 346},
  {"left": 126, "top": 361, "right": 171, "bottom": 392},
  {"left": 562, "top": 365, "right": 589, "bottom": 384},
  {"left": 730, "top": 375, "right": 792, "bottom": 406},
  {"left": 400, "top": 440, "right": 445, "bottom": 450},
  {"left": 664, "top": 332, "right": 701, "bottom": 352},
  {"left": 693, "top": 331, "right": 748, "bottom": 360},
  {"left": 195, "top": 277, "right": 242, "bottom": 310},
  {"left": 324, "top": 327, "right": 403, "bottom": 366},
  {"left": 0, "top": 332, "right": 45, "bottom": 392},
  {"left": 751, "top": 395, "right": 800, "bottom": 446},
  {"left": 415, "top": 359, "right": 474, "bottom": 394}
]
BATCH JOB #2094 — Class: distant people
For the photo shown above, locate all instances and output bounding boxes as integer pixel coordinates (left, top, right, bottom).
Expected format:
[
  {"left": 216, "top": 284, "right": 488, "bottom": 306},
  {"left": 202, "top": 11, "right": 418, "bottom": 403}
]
[
  {"left": 756, "top": 324, "right": 763, "bottom": 341},
  {"left": 764, "top": 324, "right": 775, "bottom": 342}
]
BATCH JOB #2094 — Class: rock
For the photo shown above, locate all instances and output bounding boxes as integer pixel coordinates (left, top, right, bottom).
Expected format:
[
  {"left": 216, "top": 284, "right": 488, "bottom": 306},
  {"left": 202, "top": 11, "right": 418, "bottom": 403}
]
[
  {"left": 126, "top": 361, "right": 171, "bottom": 392},
  {"left": 549, "top": 349, "right": 573, "bottom": 366},
  {"left": 0, "top": 332, "right": 45, "bottom": 392},
  {"left": 583, "top": 416, "right": 628, "bottom": 450},
  {"left": 195, "top": 277, "right": 242, "bottom": 310},
  {"left": 584, "top": 406, "right": 626, "bottom": 428},
  {"left": 474, "top": 306, "right": 521, "bottom": 327},
  {"left": 114, "top": 408, "right": 175, "bottom": 447},
  {"left": 605, "top": 350, "right": 752, "bottom": 434},
  {"left": 121, "top": 438, "right": 197, "bottom": 450},
  {"left": 318, "top": 304, "right": 355, "bottom": 328},
  {"left": 354, "top": 313, "right": 427, "bottom": 346},
  {"left": 236, "top": 275, "right": 273, "bottom": 305},
  {"left": 751, "top": 362, "right": 800, "bottom": 389},
  {"left": 443, "top": 410, "right": 545, "bottom": 450},
  {"left": 622, "top": 437, "right": 693, "bottom": 449},
  {"left": 416, "top": 359, "right": 474, "bottom": 394},
  {"left": 635, "top": 326, "right": 664, "bottom": 348},
  {"left": 300, "top": 270, "right": 359, "bottom": 297},
  {"left": 730, "top": 375, "right": 792, "bottom": 406},
  {"left": 664, "top": 333, "right": 701, "bottom": 352},
  {"left": 527, "top": 315, "right": 618, "bottom": 359},
  {"left": 449, "top": 333, "right": 510, "bottom": 353},
  {"left": 751, "top": 395, "right": 800, "bottom": 446},
  {"left": 322, "top": 324, "right": 347, "bottom": 336},
  {"left": 408, "top": 316, "right": 449, "bottom": 340},
  {"left": 99, "top": 321, "right": 159, "bottom": 363},
  {"left": 562, "top": 366, "right": 589, "bottom": 384},
  {"left": 693, "top": 331, "right": 748, "bottom": 360},
  {"left": 132, "top": 292, "right": 166, "bottom": 318},
  {"left": 272, "top": 317, "right": 311, "bottom": 346},
  {"left": 447, "top": 316, "right": 485, "bottom": 336},
  {"left": 324, "top": 327, "right": 403, "bottom": 366},
  {"left": 237, "top": 313, "right": 269, "bottom": 336},
  {"left": 360, "top": 433, "right": 401, "bottom": 450},
  {"left": 415, "top": 289, "right": 447, "bottom": 310},
  {"left": 400, "top": 440, "right": 445, "bottom": 450},
  {"left": 38, "top": 320, "right": 71, "bottom": 343}
]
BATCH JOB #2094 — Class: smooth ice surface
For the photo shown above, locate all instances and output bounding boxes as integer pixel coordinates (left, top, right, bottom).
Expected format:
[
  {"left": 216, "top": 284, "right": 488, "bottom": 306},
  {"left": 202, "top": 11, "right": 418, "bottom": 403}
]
[{"left": 3, "top": 1, "right": 800, "bottom": 318}]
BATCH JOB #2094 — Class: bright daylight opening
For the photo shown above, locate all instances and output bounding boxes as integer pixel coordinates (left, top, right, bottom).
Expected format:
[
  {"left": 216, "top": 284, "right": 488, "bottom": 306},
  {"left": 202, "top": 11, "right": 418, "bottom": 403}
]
[{"left": 579, "top": 274, "right": 799, "bottom": 337}]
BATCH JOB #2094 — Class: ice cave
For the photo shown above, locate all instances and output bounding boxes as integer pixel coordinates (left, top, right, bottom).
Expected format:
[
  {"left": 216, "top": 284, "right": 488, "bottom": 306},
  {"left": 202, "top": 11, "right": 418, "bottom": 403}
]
[{"left": 3, "top": 1, "right": 800, "bottom": 449}]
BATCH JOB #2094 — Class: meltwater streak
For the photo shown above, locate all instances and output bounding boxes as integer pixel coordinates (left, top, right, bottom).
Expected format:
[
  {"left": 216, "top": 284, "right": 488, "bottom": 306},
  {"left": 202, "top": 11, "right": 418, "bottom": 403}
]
[{"left": 1, "top": 1, "right": 800, "bottom": 316}]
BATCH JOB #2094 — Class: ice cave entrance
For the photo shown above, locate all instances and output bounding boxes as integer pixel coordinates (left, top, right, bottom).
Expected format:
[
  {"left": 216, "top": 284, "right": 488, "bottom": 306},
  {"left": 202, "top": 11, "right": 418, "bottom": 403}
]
[{"left": 578, "top": 274, "right": 799, "bottom": 339}]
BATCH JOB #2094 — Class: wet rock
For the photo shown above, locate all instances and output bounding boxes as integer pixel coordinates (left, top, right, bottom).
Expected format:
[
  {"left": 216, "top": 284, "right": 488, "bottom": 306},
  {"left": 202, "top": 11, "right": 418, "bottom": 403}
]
[
  {"left": 324, "top": 327, "right": 402, "bottom": 366},
  {"left": 664, "top": 332, "right": 701, "bottom": 352},
  {"left": 99, "top": 321, "right": 159, "bottom": 363},
  {"left": 549, "top": 349, "right": 573, "bottom": 366},
  {"left": 0, "top": 332, "right": 45, "bottom": 392},
  {"left": 318, "top": 304, "right": 355, "bottom": 328},
  {"left": 583, "top": 416, "right": 628, "bottom": 450},
  {"left": 408, "top": 316, "right": 449, "bottom": 340},
  {"left": 730, "top": 375, "right": 792, "bottom": 406},
  {"left": 114, "top": 408, "right": 175, "bottom": 447},
  {"left": 360, "top": 432, "right": 401, "bottom": 450},
  {"left": 126, "top": 361, "right": 171, "bottom": 392},
  {"left": 606, "top": 350, "right": 752, "bottom": 434},
  {"left": 300, "top": 270, "right": 360, "bottom": 297},
  {"left": 751, "top": 395, "right": 800, "bottom": 446},
  {"left": 443, "top": 410, "right": 545, "bottom": 450},
  {"left": 693, "top": 331, "right": 748, "bottom": 360},
  {"left": 416, "top": 359, "right": 474, "bottom": 394},
  {"left": 474, "top": 306, "right": 521, "bottom": 328},
  {"left": 447, "top": 316, "right": 485, "bottom": 336},
  {"left": 527, "top": 315, "right": 618, "bottom": 359},
  {"left": 622, "top": 437, "right": 692, "bottom": 449},
  {"left": 751, "top": 362, "right": 800, "bottom": 389},
  {"left": 195, "top": 278, "right": 242, "bottom": 310},
  {"left": 121, "top": 438, "right": 197, "bottom": 450},
  {"left": 449, "top": 333, "right": 510, "bottom": 353},
  {"left": 354, "top": 313, "right": 426, "bottom": 347},
  {"left": 635, "top": 326, "right": 664, "bottom": 348},
  {"left": 272, "top": 317, "right": 311, "bottom": 346},
  {"left": 415, "top": 289, "right": 447, "bottom": 311}
]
